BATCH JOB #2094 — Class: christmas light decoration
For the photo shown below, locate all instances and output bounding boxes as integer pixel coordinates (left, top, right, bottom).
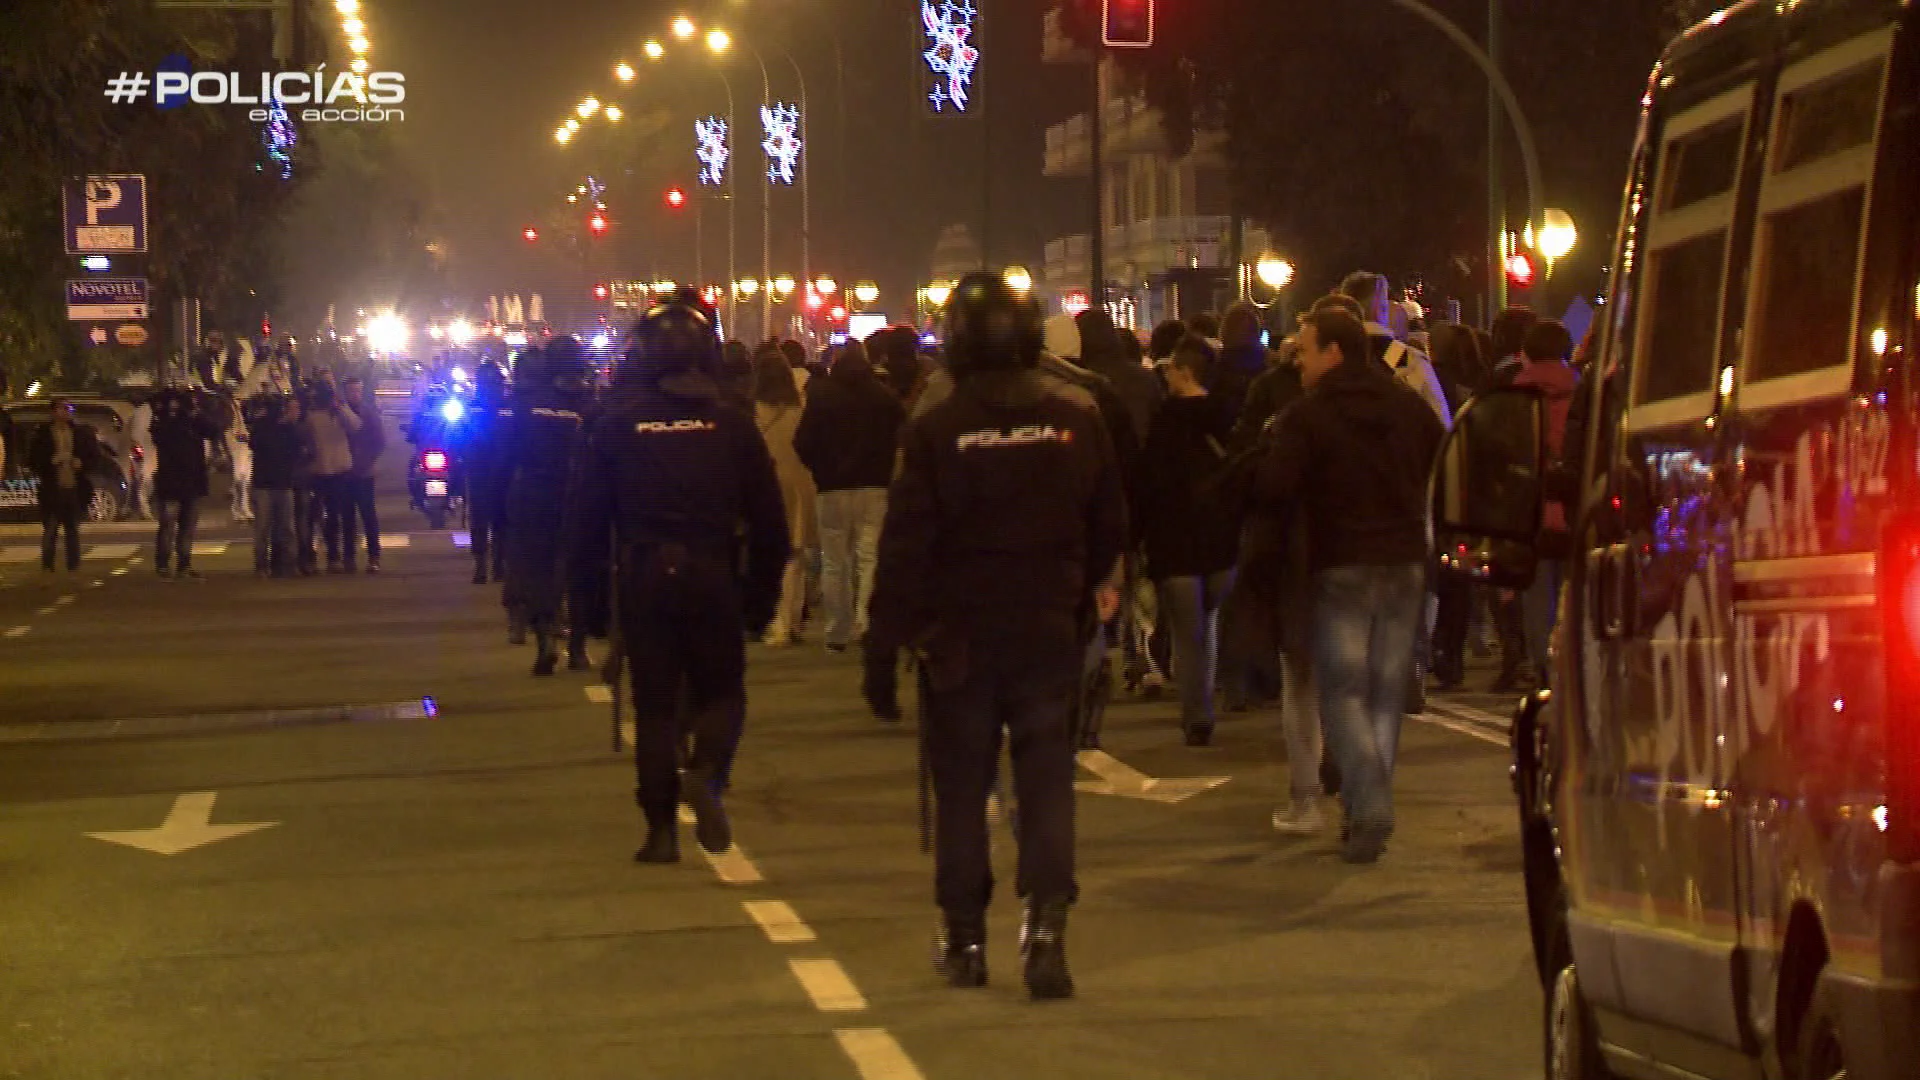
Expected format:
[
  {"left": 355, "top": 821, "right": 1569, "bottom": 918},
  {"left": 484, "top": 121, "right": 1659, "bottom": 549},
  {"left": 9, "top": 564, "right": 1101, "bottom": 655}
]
[
  {"left": 922, "top": 0, "right": 979, "bottom": 114},
  {"left": 262, "top": 97, "right": 296, "bottom": 180},
  {"left": 760, "top": 103, "right": 801, "bottom": 186},
  {"left": 695, "top": 116, "right": 729, "bottom": 186}
]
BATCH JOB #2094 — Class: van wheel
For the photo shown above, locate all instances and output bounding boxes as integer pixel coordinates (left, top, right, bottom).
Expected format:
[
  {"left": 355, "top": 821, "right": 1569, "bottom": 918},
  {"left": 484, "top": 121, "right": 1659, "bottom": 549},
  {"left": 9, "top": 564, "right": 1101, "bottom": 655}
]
[
  {"left": 1793, "top": 982, "right": 1847, "bottom": 1080},
  {"left": 87, "top": 489, "right": 117, "bottom": 523},
  {"left": 1544, "top": 911, "right": 1613, "bottom": 1080}
]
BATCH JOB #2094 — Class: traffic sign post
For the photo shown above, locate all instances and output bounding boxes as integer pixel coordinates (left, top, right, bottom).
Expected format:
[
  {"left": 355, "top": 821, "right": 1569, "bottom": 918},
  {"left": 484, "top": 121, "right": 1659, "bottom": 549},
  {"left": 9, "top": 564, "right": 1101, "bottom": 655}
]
[
  {"left": 63, "top": 174, "right": 148, "bottom": 254},
  {"left": 66, "top": 278, "right": 149, "bottom": 321}
]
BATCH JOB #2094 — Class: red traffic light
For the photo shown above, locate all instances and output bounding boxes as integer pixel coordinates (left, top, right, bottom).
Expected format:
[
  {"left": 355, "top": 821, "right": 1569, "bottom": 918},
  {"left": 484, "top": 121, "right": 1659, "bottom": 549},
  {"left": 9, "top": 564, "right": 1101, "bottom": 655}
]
[
  {"left": 592, "top": 283, "right": 609, "bottom": 301},
  {"left": 1103, "top": 0, "right": 1154, "bottom": 47},
  {"left": 522, "top": 226, "right": 539, "bottom": 242},
  {"left": 665, "top": 187, "right": 688, "bottom": 210},
  {"left": 1505, "top": 252, "right": 1537, "bottom": 289},
  {"left": 588, "top": 213, "right": 608, "bottom": 234}
]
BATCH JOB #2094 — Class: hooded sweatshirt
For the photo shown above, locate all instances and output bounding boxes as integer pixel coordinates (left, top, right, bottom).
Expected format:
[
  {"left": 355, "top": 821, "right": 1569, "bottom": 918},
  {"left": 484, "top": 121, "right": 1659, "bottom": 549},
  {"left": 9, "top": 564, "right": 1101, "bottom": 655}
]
[{"left": 1253, "top": 356, "right": 1445, "bottom": 573}]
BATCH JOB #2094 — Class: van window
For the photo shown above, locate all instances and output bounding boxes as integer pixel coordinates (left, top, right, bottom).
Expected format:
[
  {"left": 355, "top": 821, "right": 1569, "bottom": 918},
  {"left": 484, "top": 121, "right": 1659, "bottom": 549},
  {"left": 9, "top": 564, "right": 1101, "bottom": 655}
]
[
  {"left": 1738, "top": 30, "right": 1889, "bottom": 407},
  {"left": 1626, "top": 86, "right": 1751, "bottom": 432}
]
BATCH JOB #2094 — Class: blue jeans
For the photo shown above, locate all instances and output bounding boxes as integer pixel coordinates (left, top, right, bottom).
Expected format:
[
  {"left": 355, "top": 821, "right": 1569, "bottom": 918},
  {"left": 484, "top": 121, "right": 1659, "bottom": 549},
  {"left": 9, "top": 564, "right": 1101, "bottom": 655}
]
[
  {"left": 1157, "top": 570, "right": 1234, "bottom": 730},
  {"left": 1313, "top": 563, "right": 1425, "bottom": 837},
  {"left": 816, "top": 487, "right": 887, "bottom": 647},
  {"left": 252, "top": 487, "right": 294, "bottom": 573}
]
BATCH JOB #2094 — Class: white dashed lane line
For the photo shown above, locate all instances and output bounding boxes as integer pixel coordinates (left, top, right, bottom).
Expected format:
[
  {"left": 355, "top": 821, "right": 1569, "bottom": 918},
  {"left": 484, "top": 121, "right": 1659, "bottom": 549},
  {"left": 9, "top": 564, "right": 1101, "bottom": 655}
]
[
  {"left": 4, "top": 626, "right": 28, "bottom": 639},
  {"left": 788, "top": 957, "right": 869, "bottom": 1012},
  {"left": 743, "top": 900, "right": 818, "bottom": 943},
  {"left": 833, "top": 1029, "right": 928, "bottom": 1080},
  {"left": 53, "top": 595, "right": 74, "bottom": 606},
  {"left": 35, "top": 605, "right": 56, "bottom": 616}
]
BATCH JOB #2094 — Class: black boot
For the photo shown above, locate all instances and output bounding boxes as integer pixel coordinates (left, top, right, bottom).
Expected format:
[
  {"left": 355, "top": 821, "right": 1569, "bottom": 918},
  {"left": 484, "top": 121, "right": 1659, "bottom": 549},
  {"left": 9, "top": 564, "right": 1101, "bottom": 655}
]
[
  {"left": 681, "top": 765, "right": 731, "bottom": 854},
  {"left": 633, "top": 822, "right": 680, "bottom": 864},
  {"left": 472, "top": 567, "right": 488, "bottom": 585},
  {"left": 507, "top": 608, "right": 528, "bottom": 646},
  {"left": 532, "top": 633, "right": 558, "bottom": 676},
  {"left": 566, "top": 640, "right": 591, "bottom": 671},
  {"left": 933, "top": 914, "right": 988, "bottom": 988},
  {"left": 1021, "top": 899, "right": 1074, "bottom": 1000}
]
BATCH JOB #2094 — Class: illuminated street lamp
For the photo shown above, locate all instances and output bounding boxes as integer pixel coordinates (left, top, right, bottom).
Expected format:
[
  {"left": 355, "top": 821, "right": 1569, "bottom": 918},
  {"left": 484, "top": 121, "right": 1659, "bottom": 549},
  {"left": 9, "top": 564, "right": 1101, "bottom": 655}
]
[
  {"left": 563, "top": 117, "right": 581, "bottom": 133},
  {"left": 853, "top": 282, "right": 880, "bottom": 307},
  {"left": 705, "top": 28, "right": 732, "bottom": 55},
  {"left": 604, "top": 105, "right": 623, "bottom": 123},
  {"left": 448, "top": 318, "right": 475, "bottom": 346},
  {"left": 1003, "top": 266, "right": 1033, "bottom": 295},
  {"left": 350, "top": 58, "right": 369, "bottom": 74},
  {"left": 925, "top": 281, "right": 953, "bottom": 309},
  {"left": 736, "top": 277, "right": 761, "bottom": 297},
  {"left": 1255, "top": 253, "right": 1296, "bottom": 290},
  {"left": 554, "top": 126, "right": 573, "bottom": 145},
  {"left": 615, "top": 61, "right": 636, "bottom": 83},
  {"left": 366, "top": 312, "right": 409, "bottom": 354},
  {"left": 644, "top": 40, "right": 666, "bottom": 61},
  {"left": 577, "top": 97, "right": 601, "bottom": 119},
  {"left": 814, "top": 275, "right": 837, "bottom": 297},
  {"left": 348, "top": 35, "right": 369, "bottom": 54},
  {"left": 672, "top": 16, "right": 697, "bottom": 40},
  {"left": 772, "top": 274, "right": 797, "bottom": 299},
  {"left": 333, "top": 0, "right": 356, "bottom": 13},
  {"left": 1534, "top": 207, "right": 1578, "bottom": 263},
  {"left": 342, "top": 16, "right": 364, "bottom": 35}
]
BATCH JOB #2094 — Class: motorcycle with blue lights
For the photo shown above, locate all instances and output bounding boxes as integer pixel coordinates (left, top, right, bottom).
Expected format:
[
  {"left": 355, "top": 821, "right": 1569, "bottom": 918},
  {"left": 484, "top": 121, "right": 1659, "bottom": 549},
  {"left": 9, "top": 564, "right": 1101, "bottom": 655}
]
[{"left": 406, "top": 377, "right": 472, "bottom": 530}]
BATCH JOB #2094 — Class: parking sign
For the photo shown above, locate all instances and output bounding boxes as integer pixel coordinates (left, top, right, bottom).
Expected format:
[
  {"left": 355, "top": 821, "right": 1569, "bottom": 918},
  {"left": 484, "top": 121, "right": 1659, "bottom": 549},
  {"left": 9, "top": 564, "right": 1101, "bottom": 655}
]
[{"left": 63, "top": 174, "right": 148, "bottom": 254}]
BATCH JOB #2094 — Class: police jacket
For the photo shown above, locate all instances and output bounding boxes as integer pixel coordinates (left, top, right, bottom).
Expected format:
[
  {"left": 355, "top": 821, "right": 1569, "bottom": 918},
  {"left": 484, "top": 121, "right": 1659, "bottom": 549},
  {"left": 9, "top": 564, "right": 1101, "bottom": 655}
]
[
  {"left": 458, "top": 394, "right": 514, "bottom": 474},
  {"left": 569, "top": 371, "right": 791, "bottom": 629},
  {"left": 869, "top": 367, "right": 1127, "bottom": 650},
  {"left": 505, "top": 384, "right": 592, "bottom": 499}
]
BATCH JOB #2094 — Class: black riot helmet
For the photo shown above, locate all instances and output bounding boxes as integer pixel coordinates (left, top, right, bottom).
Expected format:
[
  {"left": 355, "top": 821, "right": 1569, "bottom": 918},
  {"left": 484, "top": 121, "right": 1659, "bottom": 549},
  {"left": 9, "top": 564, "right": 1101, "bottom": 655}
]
[
  {"left": 474, "top": 359, "right": 507, "bottom": 403},
  {"left": 944, "top": 271, "right": 1043, "bottom": 377},
  {"left": 615, "top": 300, "right": 720, "bottom": 388},
  {"left": 543, "top": 334, "right": 591, "bottom": 386}
]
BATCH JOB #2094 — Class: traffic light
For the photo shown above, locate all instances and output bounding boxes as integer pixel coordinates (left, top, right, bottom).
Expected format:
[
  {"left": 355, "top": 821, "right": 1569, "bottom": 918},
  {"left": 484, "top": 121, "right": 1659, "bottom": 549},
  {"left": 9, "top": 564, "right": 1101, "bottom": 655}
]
[
  {"left": 588, "top": 213, "right": 608, "bottom": 235},
  {"left": 665, "top": 187, "right": 688, "bottom": 210},
  {"left": 522, "top": 226, "right": 539, "bottom": 242},
  {"left": 1505, "top": 252, "right": 1537, "bottom": 291},
  {"left": 592, "top": 283, "right": 609, "bottom": 301},
  {"left": 1103, "top": 0, "right": 1154, "bottom": 47}
]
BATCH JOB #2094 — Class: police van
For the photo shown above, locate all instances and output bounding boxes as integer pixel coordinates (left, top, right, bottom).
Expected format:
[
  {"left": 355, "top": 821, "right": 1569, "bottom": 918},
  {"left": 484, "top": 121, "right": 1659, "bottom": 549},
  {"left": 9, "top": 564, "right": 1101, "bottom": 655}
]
[{"left": 1433, "top": 1, "right": 1920, "bottom": 1077}]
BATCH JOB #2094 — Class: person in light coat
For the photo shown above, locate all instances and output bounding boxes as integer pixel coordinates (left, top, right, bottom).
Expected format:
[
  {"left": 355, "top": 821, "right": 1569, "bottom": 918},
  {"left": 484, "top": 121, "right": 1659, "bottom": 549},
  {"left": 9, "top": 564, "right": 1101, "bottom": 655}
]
[{"left": 752, "top": 344, "right": 816, "bottom": 645}]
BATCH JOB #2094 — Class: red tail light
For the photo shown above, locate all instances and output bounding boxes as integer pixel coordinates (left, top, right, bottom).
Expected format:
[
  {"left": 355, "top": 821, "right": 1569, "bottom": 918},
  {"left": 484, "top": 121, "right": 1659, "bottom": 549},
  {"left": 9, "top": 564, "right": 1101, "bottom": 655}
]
[
  {"left": 422, "top": 451, "right": 448, "bottom": 472},
  {"left": 1880, "top": 514, "right": 1920, "bottom": 861}
]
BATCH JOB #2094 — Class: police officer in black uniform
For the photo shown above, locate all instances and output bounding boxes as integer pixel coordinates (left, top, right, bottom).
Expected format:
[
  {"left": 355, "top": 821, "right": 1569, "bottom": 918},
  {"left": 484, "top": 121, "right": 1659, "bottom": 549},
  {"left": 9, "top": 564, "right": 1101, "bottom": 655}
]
[
  {"left": 463, "top": 360, "right": 513, "bottom": 586},
  {"left": 869, "top": 272, "right": 1127, "bottom": 1000},
  {"left": 571, "top": 298, "right": 790, "bottom": 864},
  {"left": 503, "top": 336, "right": 594, "bottom": 675}
]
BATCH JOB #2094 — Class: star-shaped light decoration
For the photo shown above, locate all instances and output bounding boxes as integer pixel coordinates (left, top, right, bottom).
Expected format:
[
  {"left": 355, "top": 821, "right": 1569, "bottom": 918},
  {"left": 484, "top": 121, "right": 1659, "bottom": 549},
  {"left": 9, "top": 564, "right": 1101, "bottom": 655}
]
[
  {"left": 695, "top": 116, "right": 730, "bottom": 186},
  {"left": 922, "top": 0, "right": 979, "bottom": 113},
  {"left": 760, "top": 103, "right": 802, "bottom": 186}
]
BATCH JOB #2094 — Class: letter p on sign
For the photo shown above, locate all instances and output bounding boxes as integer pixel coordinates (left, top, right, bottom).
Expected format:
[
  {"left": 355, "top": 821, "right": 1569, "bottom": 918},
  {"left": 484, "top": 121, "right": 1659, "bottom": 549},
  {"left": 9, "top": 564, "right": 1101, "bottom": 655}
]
[{"left": 85, "top": 179, "right": 123, "bottom": 225}]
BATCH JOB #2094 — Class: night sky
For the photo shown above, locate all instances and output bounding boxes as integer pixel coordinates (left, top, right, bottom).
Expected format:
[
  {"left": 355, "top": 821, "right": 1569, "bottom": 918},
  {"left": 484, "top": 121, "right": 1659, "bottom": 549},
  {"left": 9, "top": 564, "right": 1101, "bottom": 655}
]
[{"left": 372, "top": 0, "right": 1084, "bottom": 324}]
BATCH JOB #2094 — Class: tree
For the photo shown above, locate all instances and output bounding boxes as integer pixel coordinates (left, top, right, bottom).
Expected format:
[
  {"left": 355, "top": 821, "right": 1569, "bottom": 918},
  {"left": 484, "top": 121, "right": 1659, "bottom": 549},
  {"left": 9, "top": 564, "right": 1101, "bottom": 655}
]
[{"left": 1078, "top": 0, "right": 1724, "bottom": 307}]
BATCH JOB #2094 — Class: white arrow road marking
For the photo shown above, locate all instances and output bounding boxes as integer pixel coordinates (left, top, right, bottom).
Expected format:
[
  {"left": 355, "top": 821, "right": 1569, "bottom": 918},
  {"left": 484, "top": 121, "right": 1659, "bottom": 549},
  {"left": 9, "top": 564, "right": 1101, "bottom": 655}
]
[
  {"left": 85, "top": 792, "right": 278, "bottom": 855},
  {"left": 1075, "top": 749, "right": 1229, "bottom": 804}
]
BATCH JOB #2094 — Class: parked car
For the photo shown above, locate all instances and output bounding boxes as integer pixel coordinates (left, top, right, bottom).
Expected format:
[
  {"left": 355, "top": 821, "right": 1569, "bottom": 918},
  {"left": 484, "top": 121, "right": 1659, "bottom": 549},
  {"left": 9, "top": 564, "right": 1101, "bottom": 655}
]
[{"left": 0, "top": 398, "right": 135, "bottom": 523}]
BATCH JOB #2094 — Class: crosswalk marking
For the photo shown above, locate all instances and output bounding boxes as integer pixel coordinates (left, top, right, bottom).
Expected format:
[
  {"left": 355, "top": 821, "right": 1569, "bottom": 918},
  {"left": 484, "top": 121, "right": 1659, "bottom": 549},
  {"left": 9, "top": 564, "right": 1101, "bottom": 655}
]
[
  {"left": 378, "top": 533, "right": 412, "bottom": 549},
  {"left": 0, "top": 532, "right": 465, "bottom": 564}
]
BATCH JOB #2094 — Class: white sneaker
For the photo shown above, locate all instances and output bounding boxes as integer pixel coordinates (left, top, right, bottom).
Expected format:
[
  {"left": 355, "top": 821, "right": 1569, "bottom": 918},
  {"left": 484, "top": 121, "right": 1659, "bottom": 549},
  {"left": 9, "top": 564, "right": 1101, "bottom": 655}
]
[{"left": 1272, "top": 797, "right": 1325, "bottom": 836}]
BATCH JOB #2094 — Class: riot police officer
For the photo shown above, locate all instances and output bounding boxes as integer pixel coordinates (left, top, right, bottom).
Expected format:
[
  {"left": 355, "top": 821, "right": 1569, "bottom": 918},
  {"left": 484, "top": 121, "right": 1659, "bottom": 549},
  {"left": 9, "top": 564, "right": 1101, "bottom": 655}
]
[
  {"left": 868, "top": 272, "right": 1127, "bottom": 1000},
  {"left": 463, "top": 360, "right": 512, "bottom": 586},
  {"left": 571, "top": 299, "right": 789, "bottom": 864},
  {"left": 503, "top": 336, "right": 594, "bottom": 675}
]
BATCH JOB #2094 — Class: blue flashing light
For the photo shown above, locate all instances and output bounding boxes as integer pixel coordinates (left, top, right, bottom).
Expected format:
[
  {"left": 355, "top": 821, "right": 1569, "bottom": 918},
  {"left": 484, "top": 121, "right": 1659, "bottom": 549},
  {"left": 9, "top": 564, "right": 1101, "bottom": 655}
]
[
  {"left": 80, "top": 255, "right": 112, "bottom": 272},
  {"left": 421, "top": 696, "right": 439, "bottom": 717},
  {"left": 440, "top": 398, "right": 466, "bottom": 423}
]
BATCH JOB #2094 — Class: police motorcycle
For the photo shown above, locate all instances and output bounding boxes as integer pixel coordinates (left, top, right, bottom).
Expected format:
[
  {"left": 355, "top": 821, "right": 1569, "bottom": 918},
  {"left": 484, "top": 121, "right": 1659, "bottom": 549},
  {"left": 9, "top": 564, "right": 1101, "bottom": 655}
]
[{"left": 405, "top": 379, "right": 471, "bottom": 530}]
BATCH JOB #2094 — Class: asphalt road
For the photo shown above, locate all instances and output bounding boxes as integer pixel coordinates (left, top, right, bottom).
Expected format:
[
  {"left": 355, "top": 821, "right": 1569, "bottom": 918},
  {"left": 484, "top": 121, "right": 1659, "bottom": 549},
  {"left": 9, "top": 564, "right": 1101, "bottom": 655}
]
[{"left": 0, "top": 482, "right": 1546, "bottom": 1079}]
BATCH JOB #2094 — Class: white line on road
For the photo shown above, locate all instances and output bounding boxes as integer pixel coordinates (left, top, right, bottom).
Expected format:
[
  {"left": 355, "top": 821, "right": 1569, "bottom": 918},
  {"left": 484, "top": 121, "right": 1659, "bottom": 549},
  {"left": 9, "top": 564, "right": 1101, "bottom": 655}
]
[
  {"left": 1420, "top": 709, "right": 1507, "bottom": 747},
  {"left": 0, "top": 549, "right": 41, "bottom": 564},
  {"left": 743, "top": 900, "right": 818, "bottom": 943},
  {"left": 583, "top": 685, "right": 613, "bottom": 704},
  {"left": 89, "top": 544, "right": 136, "bottom": 560},
  {"left": 451, "top": 531, "right": 472, "bottom": 548},
  {"left": 4, "top": 626, "right": 28, "bottom": 639},
  {"left": 88, "top": 580, "right": 104, "bottom": 588},
  {"left": 53, "top": 595, "right": 74, "bottom": 606},
  {"left": 674, "top": 805, "right": 765, "bottom": 882},
  {"left": 378, "top": 533, "right": 411, "bottom": 549},
  {"left": 35, "top": 605, "right": 56, "bottom": 616},
  {"left": 834, "top": 1030, "right": 926, "bottom": 1080},
  {"left": 788, "top": 957, "right": 867, "bottom": 1011},
  {"left": 190, "top": 542, "right": 228, "bottom": 556},
  {"left": 110, "top": 567, "right": 129, "bottom": 576}
]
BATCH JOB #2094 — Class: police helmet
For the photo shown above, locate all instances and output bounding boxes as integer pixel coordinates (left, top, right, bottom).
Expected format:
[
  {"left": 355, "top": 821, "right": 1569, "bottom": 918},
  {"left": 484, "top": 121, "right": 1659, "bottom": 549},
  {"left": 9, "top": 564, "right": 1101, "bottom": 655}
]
[
  {"left": 944, "top": 271, "right": 1043, "bottom": 377},
  {"left": 544, "top": 334, "right": 591, "bottom": 386},
  {"left": 511, "top": 344, "right": 547, "bottom": 388},
  {"left": 474, "top": 360, "right": 507, "bottom": 402},
  {"left": 616, "top": 300, "right": 720, "bottom": 387}
]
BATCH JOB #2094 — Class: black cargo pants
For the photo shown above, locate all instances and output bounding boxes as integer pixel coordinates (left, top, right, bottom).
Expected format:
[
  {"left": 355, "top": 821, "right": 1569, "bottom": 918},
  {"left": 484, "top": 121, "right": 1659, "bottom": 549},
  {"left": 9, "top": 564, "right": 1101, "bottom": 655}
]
[{"left": 923, "top": 613, "right": 1081, "bottom": 917}]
